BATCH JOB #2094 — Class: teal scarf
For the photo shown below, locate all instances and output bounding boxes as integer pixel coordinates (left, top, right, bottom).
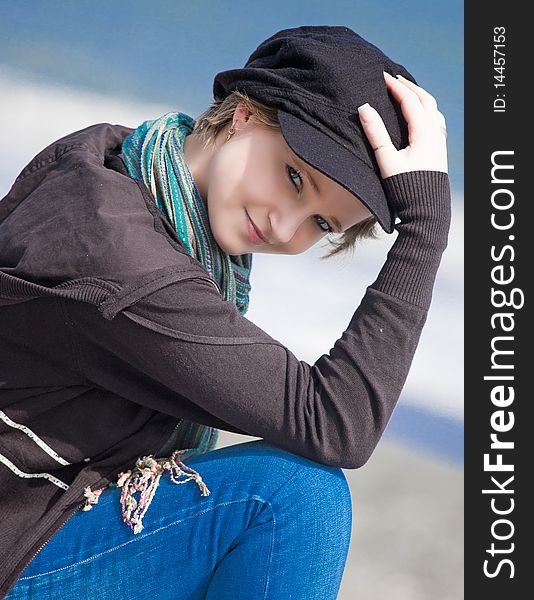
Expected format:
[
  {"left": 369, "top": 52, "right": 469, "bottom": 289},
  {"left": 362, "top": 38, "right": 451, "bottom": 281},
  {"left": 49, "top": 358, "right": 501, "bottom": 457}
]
[
  {"left": 94, "top": 112, "right": 254, "bottom": 533},
  {"left": 121, "top": 111, "right": 253, "bottom": 315}
]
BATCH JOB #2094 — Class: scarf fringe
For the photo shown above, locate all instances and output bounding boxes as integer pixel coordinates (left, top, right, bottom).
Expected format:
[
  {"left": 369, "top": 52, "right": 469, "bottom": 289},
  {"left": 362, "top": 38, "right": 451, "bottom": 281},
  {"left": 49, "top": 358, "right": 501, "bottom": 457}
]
[
  {"left": 81, "top": 449, "right": 210, "bottom": 534},
  {"left": 81, "top": 485, "right": 104, "bottom": 511}
]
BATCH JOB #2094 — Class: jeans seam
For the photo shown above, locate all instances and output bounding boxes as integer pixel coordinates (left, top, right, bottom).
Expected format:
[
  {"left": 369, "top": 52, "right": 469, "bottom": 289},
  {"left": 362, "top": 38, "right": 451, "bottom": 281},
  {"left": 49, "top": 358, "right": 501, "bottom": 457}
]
[
  {"left": 18, "top": 497, "right": 270, "bottom": 581},
  {"left": 261, "top": 503, "right": 275, "bottom": 600},
  {"left": 261, "top": 463, "right": 303, "bottom": 599}
]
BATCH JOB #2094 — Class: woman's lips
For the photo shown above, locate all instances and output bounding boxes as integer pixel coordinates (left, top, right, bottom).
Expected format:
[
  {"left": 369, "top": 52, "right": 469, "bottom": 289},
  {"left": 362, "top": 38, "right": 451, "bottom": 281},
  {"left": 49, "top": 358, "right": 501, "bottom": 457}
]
[{"left": 246, "top": 211, "right": 270, "bottom": 245}]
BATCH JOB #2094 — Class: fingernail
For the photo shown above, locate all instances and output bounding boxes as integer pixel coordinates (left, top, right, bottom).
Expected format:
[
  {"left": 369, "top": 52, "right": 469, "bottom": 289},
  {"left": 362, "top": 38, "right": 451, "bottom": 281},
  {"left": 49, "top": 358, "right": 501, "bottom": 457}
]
[{"left": 357, "top": 103, "right": 373, "bottom": 122}]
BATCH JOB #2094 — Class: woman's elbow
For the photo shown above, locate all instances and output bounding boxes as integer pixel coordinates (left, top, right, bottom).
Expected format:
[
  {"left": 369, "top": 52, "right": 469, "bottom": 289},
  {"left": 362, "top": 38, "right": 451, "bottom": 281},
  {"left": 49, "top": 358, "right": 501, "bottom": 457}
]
[{"left": 319, "top": 438, "right": 376, "bottom": 470}]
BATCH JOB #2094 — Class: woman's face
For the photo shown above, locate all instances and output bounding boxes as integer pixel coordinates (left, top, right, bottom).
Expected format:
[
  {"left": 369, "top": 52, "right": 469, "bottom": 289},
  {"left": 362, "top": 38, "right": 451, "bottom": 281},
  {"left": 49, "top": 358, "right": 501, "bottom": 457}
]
[{"left": 200, "top": 105, "right": 373, "bottom": 256}]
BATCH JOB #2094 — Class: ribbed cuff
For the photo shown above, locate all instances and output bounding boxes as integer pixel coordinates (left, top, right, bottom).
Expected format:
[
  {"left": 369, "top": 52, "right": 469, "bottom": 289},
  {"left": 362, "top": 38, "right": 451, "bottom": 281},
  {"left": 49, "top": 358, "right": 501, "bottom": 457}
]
[{"left": 369, "top": 171, "right": 452, "bottom": 309}]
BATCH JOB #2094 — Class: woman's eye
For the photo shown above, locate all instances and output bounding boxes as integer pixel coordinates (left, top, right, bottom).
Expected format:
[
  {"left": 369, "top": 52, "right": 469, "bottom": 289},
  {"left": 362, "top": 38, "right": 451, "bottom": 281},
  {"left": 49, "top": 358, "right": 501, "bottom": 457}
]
[
  {"left": 286, "top": 165, "right": 303, "bottom": 190},
  {"left": 286, "top": 165, "right": 331, "bottom": 233},
  {"left": 314, "top": 215, "right": 332, "bottom": 233}
]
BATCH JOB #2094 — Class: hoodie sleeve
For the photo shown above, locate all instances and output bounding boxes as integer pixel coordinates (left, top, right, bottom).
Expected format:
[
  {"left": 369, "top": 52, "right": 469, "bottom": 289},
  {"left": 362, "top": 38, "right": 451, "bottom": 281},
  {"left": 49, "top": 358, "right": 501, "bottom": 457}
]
[{"left": 66, "top": 170, "right": 451, "bottom": 469}]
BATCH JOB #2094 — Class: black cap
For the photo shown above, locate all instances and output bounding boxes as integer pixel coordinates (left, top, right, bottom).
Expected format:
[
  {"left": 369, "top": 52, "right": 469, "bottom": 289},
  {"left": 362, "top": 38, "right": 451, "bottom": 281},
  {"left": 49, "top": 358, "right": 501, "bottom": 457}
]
[{"left": 213, "top": 25, "right": 417, "bottom": 234}]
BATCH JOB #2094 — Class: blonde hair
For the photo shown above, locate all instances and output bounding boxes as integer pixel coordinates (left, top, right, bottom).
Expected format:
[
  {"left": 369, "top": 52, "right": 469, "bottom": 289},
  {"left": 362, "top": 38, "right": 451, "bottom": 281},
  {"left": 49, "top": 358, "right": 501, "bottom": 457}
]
[{"left": 193, "top": 90, "right": 379, "bottom": 260}]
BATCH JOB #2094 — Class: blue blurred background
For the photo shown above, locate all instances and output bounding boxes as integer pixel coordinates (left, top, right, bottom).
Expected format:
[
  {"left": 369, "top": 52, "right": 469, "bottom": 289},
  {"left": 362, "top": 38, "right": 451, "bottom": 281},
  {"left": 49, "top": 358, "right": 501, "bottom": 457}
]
[
  {"left": 0, "top": 0, "right": 463, "bottom": 191},
  {"left": 0, "top": 1, "right": 463, "bottom": 464}
]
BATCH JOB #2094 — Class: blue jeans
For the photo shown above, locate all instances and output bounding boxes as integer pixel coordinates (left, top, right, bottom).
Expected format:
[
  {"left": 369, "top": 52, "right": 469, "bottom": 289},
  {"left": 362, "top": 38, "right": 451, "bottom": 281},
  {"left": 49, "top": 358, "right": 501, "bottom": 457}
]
[{"left": 6, "top": 440, "right": 352, "bottom": 599}]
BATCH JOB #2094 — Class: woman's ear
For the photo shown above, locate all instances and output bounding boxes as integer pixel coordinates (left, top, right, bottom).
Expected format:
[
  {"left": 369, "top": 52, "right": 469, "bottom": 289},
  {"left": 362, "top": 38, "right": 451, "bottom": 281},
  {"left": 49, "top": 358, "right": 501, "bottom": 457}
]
[{"left": 232, "top": 102, "right": 252, "bottom": 130}]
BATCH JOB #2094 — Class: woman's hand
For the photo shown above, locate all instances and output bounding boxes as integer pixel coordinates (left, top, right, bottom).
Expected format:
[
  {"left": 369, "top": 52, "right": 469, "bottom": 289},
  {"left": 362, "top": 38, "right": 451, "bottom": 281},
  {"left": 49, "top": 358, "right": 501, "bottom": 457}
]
[{"left": 357, "top": 71, "right": 448, "bottom": 178}]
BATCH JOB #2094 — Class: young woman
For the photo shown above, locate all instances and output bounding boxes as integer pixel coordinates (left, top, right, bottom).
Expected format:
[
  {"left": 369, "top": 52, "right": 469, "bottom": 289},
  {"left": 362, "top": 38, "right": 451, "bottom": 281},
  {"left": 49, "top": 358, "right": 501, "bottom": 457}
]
[{"left": 0, "top": 26, "right": 450, "bottom": 599}]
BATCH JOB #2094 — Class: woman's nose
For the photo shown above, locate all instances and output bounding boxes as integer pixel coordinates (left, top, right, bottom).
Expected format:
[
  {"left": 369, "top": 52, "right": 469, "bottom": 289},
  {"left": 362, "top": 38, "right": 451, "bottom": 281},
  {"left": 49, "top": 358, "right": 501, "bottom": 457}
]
[{"left": 269, "top": 203, "right": 308, "bottom": 244}]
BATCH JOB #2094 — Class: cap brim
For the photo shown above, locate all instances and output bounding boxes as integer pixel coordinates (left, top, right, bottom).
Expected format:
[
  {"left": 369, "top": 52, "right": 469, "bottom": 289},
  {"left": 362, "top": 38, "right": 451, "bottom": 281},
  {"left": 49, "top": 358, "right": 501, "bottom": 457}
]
[{"left": 277, "top": 110, "right": 394, "bottom": 234}]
